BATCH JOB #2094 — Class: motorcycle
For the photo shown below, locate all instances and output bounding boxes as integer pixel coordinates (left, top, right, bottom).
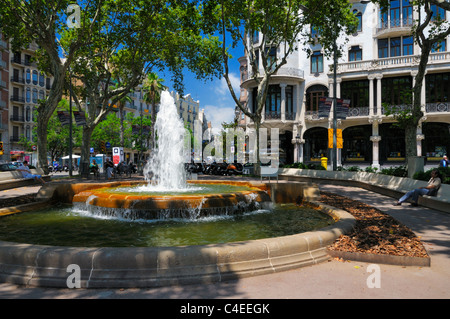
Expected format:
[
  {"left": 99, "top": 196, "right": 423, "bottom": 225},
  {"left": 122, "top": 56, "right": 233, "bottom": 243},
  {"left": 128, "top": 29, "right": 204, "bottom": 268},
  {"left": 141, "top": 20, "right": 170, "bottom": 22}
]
[{"left": 225, "top": 162, "right": 243, "bottom": 175}]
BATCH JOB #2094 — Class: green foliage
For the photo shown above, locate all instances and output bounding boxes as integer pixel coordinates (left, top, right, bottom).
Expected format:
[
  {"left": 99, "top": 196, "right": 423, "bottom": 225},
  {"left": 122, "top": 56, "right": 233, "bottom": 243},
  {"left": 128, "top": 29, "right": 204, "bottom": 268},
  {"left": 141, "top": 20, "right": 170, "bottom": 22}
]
[
  {"left": 413, "top": 167, "right": 450, "bottom": 184},
  {"left": 281, "top": 162, "right": 325, "bottom": 170},
  {"left": 380, "top": 165, "right": 408, "bottom": 177}
]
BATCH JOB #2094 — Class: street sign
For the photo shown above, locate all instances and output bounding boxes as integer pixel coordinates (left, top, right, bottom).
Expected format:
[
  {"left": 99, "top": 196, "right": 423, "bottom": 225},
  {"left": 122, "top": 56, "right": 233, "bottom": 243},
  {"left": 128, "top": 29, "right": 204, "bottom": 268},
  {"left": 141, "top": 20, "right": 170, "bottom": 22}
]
[
  {"left": 328, "top": 128, "right": 343, "bottom": 149},
  {"left": 105, "top": 142, "right": 111, "bottom": 148},
  {"left": 90, "top": 147, "right": 94, "bottom": 153}
]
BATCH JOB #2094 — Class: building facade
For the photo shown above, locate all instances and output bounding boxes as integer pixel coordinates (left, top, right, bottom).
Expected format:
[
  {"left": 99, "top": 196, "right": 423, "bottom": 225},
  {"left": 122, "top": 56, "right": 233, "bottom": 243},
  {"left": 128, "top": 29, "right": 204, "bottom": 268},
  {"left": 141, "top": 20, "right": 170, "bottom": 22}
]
[
  {"left": 3, "top": 40, "right": 53, "bottom": 163},
  {"left": 238, "top": 0, "right": 450, "bottom": 168}
]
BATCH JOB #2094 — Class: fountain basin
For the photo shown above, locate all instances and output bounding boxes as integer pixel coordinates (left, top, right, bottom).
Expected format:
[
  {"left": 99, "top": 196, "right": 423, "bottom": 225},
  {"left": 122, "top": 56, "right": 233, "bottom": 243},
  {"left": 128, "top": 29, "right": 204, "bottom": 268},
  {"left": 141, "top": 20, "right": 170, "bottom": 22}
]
[
  {"left": 0, "top": 180, "right": 356, "bottom": 288},
  {"left": 71, "top": 181, "right": 272, "bottom": 220}
]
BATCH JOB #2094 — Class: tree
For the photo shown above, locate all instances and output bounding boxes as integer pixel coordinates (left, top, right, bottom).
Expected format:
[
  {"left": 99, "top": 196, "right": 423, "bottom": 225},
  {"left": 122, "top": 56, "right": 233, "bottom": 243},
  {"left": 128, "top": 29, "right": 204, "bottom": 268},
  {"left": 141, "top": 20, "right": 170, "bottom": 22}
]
[
  {"left": 142, "top": 73, "right": 167, "bottom": 149},
  {"left": 207, "top": 0, "right": 358, "bottom": 171},
  {"left": 0, "top": 0, "right": 109, "bottom": 173},
  {"left": 374, "top": 0, "right": 450, "bottom": 168}
]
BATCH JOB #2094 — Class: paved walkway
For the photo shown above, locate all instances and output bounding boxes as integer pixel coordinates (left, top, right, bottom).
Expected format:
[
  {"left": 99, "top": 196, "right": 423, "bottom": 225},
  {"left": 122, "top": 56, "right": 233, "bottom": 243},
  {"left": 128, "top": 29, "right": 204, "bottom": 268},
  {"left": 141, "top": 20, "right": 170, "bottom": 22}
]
[{"left": 0, "top": 177, "right": 449, "bottom": 299}]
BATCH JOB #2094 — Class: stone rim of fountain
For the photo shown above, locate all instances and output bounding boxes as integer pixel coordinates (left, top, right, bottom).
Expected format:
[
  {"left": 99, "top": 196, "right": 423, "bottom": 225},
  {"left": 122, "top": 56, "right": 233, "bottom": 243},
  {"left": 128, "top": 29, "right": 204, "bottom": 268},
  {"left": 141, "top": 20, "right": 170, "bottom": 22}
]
[{"left": 0, "top": 181, "right": 356, "bottom": 288}]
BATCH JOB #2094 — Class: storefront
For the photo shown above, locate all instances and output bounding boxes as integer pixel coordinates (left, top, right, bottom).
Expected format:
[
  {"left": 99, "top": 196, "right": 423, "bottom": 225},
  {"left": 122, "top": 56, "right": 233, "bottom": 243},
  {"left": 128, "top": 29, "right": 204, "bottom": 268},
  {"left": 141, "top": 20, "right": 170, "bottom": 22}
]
[
  {"left": 422, "top": 122, "right": 450, "bottom": 162},
  {"left": 380, "top": 123, "right": 406, "bottom": 163},
  {"left": 303, "top": 127, "right": 328, "bottom": 163},
  {"left": 10, "top": 150, "right": 25, "bottom": 162},
  {"left": 342, "top": 125, "right": 372, "bottom": 163}
]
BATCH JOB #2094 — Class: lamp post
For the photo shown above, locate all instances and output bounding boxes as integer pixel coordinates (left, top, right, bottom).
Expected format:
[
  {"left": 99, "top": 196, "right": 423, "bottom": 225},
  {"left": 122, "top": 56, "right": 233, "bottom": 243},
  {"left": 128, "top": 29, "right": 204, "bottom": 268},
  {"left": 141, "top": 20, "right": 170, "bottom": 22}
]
[
  {"left": 69, "top": 66, "right": 73, "bottom": 177},
  {"left": 332, "top": 12, "right": 338, "bottom": 171}
]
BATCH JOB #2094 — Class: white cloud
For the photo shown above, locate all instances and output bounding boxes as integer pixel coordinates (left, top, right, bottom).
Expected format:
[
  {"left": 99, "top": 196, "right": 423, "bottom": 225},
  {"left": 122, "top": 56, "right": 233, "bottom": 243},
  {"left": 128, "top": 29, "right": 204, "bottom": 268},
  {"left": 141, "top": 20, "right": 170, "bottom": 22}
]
[
  {"left": 215, "top": 73, "right": 241, "bottom": 97},
  {"left": 201, "top": 73, "right": 241, "bottom": 134},
  {"left": 204, "top": 104, "right": 235, "bottom": 134}
]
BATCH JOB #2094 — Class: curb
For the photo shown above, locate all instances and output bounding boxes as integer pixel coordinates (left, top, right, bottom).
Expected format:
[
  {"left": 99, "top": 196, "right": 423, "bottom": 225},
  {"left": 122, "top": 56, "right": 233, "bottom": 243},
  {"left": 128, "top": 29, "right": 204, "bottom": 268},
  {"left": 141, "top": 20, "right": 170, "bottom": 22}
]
[{"left": 327, "top": 249, "right": 431, "bottom": 267}]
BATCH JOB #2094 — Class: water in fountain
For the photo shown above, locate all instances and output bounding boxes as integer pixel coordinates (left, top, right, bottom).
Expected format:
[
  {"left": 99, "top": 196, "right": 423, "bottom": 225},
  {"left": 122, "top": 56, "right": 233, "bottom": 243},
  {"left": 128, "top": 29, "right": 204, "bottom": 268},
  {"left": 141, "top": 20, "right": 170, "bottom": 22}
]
[{"left": 141, "top": 90, "right": 191, "bottom": 192}]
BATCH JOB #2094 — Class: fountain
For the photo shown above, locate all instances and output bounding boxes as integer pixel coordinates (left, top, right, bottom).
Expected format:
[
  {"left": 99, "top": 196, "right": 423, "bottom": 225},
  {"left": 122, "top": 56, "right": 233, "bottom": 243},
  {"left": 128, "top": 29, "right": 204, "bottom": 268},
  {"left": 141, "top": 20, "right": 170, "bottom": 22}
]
[{"left": 0, "top": 91, "right": 356, "bottom": 288}]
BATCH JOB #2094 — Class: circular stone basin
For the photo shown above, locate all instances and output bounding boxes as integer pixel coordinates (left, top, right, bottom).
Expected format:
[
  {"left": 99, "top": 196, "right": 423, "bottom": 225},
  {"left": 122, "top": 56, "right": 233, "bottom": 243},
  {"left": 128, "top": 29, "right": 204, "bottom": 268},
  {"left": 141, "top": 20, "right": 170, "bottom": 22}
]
[
  {"left": 72, "top": 180, "right": 273, "bottom": 220},
  {"left": 0, "top": 180, "right": 357, "bottom": 288},
  {"left": 0, "top": 204, "right": 334, "bottom": 247}
]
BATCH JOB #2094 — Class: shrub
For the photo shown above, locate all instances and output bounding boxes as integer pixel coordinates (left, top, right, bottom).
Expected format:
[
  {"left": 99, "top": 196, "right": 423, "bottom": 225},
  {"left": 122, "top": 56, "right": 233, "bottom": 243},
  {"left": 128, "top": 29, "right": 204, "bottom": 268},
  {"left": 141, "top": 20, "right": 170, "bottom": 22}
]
[
  {"left": 380, "top": 165, "right": 408, "bottom": 177},
  {"left": 413, "top": 167, "right": 450, "bottom": 184}
]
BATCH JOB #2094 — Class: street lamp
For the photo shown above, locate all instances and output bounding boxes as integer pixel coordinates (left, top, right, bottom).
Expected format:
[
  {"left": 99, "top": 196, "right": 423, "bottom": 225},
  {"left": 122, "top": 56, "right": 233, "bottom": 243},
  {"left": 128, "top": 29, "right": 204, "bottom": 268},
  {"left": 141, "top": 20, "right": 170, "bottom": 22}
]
[{"left": 69, "top": 66, "right": 73, "bottom": 177}]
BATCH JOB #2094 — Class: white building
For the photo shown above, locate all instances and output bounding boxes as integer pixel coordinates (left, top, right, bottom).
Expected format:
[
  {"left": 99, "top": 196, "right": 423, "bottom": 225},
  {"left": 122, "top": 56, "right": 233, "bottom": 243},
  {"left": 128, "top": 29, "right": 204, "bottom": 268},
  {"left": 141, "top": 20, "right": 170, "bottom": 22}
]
[{"left": 239, "top": 0, "right": 450, "bottom": 168}]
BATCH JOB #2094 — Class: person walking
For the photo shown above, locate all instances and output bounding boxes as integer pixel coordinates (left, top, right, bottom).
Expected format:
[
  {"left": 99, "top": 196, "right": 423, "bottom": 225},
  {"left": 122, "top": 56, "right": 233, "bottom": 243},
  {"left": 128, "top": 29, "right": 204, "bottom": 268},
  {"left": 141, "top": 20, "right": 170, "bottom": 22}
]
[
  {"left": 439, "top": 155, "right": 449, "bottom": 168},
  {"left": 394, "top": 169, "right": 441, "bottom": 207}
]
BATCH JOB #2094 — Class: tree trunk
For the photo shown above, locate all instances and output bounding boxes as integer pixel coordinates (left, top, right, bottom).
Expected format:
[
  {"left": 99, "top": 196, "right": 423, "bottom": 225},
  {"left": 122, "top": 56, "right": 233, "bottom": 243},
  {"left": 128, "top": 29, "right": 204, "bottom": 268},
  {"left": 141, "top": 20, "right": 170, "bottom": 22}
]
[
  {"left": 81, "top": 125, "right": 95, "bottom": 176},
  {"left": 36, "top": 118, "right": 50, "bottom": 173}
]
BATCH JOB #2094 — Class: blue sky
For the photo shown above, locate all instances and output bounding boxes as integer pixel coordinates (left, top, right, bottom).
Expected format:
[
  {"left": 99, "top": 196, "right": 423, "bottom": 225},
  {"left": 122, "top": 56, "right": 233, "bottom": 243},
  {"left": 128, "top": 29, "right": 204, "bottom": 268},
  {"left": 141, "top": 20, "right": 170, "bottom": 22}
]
[{"left": 165, "top": 44, "right": 244, "bottom": 134}]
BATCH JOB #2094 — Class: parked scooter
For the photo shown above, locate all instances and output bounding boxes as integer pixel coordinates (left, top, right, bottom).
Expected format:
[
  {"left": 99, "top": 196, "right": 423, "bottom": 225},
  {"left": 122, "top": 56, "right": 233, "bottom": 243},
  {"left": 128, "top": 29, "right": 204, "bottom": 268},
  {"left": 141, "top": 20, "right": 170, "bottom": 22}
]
[{"left": 225, "top": 162, "right": 243, "bottom": 175}]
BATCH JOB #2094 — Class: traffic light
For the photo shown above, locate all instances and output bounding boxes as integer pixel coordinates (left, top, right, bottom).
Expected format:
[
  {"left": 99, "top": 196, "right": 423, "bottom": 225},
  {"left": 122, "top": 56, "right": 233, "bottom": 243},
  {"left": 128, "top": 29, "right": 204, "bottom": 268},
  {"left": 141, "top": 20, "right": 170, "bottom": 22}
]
[
  {"left": 0, "top": 142, "right": 3, "bottom": 155},
  {"left": 100, "top": 141, "right": 106, "bottom": 153}
]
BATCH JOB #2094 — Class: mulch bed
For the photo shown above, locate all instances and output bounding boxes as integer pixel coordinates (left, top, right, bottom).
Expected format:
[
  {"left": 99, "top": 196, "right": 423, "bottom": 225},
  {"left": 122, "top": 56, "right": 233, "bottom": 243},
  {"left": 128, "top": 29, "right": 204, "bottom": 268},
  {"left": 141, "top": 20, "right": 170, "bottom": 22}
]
[{"left": 320, "top": 191, "right": 429, "bottom": 258}]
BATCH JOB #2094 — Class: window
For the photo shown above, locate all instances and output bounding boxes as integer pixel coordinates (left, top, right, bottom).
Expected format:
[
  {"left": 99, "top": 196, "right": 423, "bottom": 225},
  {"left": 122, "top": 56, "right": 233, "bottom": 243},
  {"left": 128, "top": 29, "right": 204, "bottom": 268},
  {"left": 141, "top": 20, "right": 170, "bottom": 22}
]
[
  {"left": 378, "top": 39, "right": 389, "bottom": 58},
  {"left": 25, "top": 106, "right": 30, "bottom": 122},
  {"left": 26, "top": 69, "right": 31, "bottom": 84},
  {"left": 341, "top": 80, "right": 370, "bottom": 108},
  {"left": 390, "top": 37, "right": 401, "bottom": 57},
  {"left": 349, "top": 46, "right": 362, "bottom": 61},
  {"left": 311, "top": 51, "right": 323, "bottom": 73},
  {"left": 306, "top": 85, "right": 328, "bottom": 112},
  {"left": 378, "top": 36, "right": 413, "bottom": 58},
  {"left": 266, "top": 46, "right": 277, "bottom": 71},
  {"left": 382, "top": 76, "right": 412, "bottom": 105},
  {"left": 380, "top": 0, "right": 415, "bottom": 28},
  {"left": 402, "top": 0, "right": 413, "bottom": 26},
  {"left": 26, "top": 87, "right": 31, "bottom": 103},
  {"left": 32, "top": 70, "right": 38, "bottom": 85},
  {"left": 39, "top": 90, "right": 44, "bottom": 100},
  {"left": 403, "top": 36, "right": 414, "bottom": 55},
  {"left": 353, "top": 10, "right": 362, "bottom": 32},
  {"left": 252, "top": 30, "right": 259, "bottom": 44},
  {"left": 39, "top": 72, "right": 44, "bottom": 87},
  {"left": 32, "top": 88, "right": 38, "bottom": 103},
  {"left": 390, "top": 0, "right": 401, "bottom": 27},
  {"left": 265, "top": 85, "right": 281, "bottom": 118},
  {"left": 431, "top": 4, "right": 446, "bottom": 21},
  {"left": 426, "top": 72, "right": 450, "bottom": 103},
  {"left": 431, "top": 39, "right": 446, "bottom": 53}
]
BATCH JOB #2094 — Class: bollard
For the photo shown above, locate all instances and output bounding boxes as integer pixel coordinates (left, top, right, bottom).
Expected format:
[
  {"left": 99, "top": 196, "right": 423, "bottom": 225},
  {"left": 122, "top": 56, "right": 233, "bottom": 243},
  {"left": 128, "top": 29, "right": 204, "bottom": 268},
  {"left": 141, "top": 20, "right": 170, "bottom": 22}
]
[{"left": 321, "top": 157, "right": 328, "bottom": 170}]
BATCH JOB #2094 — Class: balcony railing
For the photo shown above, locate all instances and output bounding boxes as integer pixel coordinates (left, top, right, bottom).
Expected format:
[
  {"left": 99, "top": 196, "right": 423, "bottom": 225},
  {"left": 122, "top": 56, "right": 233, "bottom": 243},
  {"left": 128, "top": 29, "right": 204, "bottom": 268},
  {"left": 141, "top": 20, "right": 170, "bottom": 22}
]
[
  {"left": 246, "top": 66, "right": 304, "bottom": 81},
  {"left": 347, "top": 106, "right": 370, "bottom": 117},
  {"left": 10, "top": 95, "right": 25, "bottom": 103},
  {"left": 10, "top": 136, "right": 21, "bottom": 142},
  {"left": 335, "top": 52, "right": 450, "bottom": 74},
  {"left": 11, "top": 76, "right": 25, "bottom": 84},
  {"left": 10, "top": 115, "right": 25, "bottom": 122},
  {"left": 376, "top": 17, "right": 414, "bottom": 34},
  {"left": 426, "top": 102, "right": 449, "bottom": 113}
]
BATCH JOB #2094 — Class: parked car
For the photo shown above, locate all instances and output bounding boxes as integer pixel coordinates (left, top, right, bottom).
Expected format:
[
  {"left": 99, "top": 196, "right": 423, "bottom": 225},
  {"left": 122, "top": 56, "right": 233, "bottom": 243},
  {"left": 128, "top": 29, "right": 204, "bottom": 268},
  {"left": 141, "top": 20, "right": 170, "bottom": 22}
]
[{"left": 0, "top": 163, "right": 18, "bottom": 171}]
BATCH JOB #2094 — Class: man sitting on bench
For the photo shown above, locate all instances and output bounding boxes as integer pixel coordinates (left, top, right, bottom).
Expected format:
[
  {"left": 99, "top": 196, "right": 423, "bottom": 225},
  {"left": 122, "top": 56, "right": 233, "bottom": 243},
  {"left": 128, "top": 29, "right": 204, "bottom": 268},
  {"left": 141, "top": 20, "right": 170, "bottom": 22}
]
[{"left": 17, "top": 161, "right": 46, "bottom": 185}]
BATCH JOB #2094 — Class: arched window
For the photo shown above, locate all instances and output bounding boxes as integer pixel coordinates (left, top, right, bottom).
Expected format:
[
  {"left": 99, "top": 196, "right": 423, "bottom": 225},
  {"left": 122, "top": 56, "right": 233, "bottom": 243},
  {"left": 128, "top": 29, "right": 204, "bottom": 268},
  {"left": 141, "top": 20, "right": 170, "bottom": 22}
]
[
  {"left": 26, "top": 87, "right": 31, "bottom": 103},
  {"left": 39, "top": 90, "right": 44, "bottom": 100},
  {"left": 32, "top": 70, "right": 38, "bottom": 85},
  {"left": 26, "top": 69, "right": 31, "bottom": 84},
  {"left": 39, "top": 72, "right": 45, "bottom": 87},
  {"left": 306, "top": 85, "right": 329, "bottom": 112},
  {"left": 32, "top": 88, "right": 38, "bottom": 103},
  {"left": 25, "top": 106, "right": 30, "bottom": 122},
  {"left": 25, "top": 125, "right": 30, "bottom": 141},
  {"left": 353, "top": 10, "right": 362, "bottom": 32}
]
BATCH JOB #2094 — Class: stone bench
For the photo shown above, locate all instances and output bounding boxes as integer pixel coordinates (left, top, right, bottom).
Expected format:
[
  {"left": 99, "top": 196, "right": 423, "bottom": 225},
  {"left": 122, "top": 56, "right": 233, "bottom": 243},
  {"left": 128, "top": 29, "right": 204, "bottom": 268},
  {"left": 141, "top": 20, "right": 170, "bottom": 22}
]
[
  {"left": 279, "top": 168, "right": 450, "bottom": 214},
  {"left": 0, "top": 169, "right": 51, "bottom": 191}
]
